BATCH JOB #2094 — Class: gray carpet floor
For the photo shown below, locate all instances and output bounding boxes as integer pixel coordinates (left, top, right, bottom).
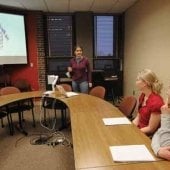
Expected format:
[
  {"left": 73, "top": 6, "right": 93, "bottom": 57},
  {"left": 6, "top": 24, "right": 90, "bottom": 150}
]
[{"left": 0, "top": 103, "right": 75, "bottom": 170}]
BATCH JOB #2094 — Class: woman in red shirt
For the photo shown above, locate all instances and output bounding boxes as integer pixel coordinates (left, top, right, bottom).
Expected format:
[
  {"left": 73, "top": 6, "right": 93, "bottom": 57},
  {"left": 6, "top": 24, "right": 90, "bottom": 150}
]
[
  {"left": 68, "top": 45, "right": 92, "bottom": 93},
  {"left": 133, "top": 69, "right": 164, "bottom": 136}
]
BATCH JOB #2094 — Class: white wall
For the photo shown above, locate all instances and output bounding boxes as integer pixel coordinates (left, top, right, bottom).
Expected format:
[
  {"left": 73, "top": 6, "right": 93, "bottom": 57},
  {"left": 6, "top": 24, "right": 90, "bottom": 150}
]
[{"left": 124, "top": 0, "right": 170, "bottom": 99}]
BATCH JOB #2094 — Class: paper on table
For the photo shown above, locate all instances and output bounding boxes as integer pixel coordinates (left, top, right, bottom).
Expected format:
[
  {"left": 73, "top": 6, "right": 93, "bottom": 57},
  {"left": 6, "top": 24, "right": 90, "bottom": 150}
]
[
  {"left": 103, "top": 117, "right": 131, "bottom": 125},
  {"left": 65, "top": 92, "right": 79, "bottom": 97},
  {"left": 109, "top": 145, "right": 155, "bottom": 162},
  {"left": 43, "top": 91, "right": 54, "bottom": 95}
]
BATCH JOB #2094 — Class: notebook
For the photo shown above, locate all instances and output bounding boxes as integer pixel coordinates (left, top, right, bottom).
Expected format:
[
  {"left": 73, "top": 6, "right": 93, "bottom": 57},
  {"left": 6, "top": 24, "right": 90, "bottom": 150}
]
[
  {"left": 102, "top": 117, "right": 131, "bottom": 125},
  {"left": 109, "top": 145, "right": 155, "bottom": 162}
]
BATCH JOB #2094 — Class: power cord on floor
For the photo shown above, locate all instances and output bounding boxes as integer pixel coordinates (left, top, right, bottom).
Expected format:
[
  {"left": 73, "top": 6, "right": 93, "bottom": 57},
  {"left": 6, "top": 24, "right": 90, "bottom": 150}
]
[
  {"left": 15, "top": 95, "right": 73, "bottom": 148},
  {"left": 15, "top": 131, "right": 73, "bottom": 148},
  {"left": 30, "top": 131, "right": 72, "bottom": 148},
  {"left": 38, "top": 95, "right": 73, "bottom": 148},
  {"left": 30, "top": 133, "right": 53, "bottom": 145},
  {"left": 15, "top": 132, "right": 52, "bottom": 147},
  {"left": 39, "top": 96, "right": 57, "bottom": 131}
]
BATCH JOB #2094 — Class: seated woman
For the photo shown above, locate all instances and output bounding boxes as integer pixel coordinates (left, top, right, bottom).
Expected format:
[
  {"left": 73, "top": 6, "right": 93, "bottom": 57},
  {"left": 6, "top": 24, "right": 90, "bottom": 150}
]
[
  {"left": 133, "top": 69, "right": 164, "bottom": 136},
  {"left": 151, "top": 87, "right": 170, "bottom": 160}
]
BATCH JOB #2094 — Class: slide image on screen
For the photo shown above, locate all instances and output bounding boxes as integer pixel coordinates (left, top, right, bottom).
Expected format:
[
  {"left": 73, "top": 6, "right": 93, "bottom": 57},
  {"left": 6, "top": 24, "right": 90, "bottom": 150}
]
[{"left": 0, "top": 13, "right": 27, "bottom": 64}]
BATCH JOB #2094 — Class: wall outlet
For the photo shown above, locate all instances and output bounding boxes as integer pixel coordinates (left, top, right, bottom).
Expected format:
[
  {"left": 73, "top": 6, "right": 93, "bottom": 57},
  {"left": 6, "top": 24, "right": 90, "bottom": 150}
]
[{"left": 30, "top": 63, "right": 34, "bottom": 67}]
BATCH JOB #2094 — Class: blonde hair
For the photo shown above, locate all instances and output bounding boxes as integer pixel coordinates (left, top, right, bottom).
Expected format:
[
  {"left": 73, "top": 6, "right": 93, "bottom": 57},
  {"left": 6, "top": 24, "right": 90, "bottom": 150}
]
[{"left": 137, "top": 69, "right": 163, "bottom": 94}]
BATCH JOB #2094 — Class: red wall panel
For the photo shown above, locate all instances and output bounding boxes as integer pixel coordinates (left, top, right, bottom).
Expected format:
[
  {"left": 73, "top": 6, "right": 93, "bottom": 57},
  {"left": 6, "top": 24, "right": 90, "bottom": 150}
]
[{"left": 10, "top": 13, "right": 39, "bottom": 90}]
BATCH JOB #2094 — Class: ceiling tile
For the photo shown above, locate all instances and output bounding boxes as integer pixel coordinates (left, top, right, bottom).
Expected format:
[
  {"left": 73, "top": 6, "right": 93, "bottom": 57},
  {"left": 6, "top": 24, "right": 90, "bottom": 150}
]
[
  {"left": 45, "top": 0, "right": 69, "bottom": 12},
  {"left": 109, "top": 0, "right": 138, "bottom": 13},
  {"left": 0, "top": 0, "right": 24, "bottom": 8},
  {"left": 0, "top": 0, "right": 139, "bottom": 13},
  {"left": 69, "top": 0, "right": 94, "bottom": 12},
  {"left": 16, "top": 0, "right": 47, "bottom": 11},
  {"left": 90, "top": 0, "right": 117, "bottom": 13}
]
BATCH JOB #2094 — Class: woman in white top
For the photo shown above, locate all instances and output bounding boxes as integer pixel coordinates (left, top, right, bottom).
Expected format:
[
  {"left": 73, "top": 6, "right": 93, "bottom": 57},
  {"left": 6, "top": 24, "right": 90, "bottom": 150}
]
[{"left": 151, "top": 87, "right": 170, "bottom": 160}]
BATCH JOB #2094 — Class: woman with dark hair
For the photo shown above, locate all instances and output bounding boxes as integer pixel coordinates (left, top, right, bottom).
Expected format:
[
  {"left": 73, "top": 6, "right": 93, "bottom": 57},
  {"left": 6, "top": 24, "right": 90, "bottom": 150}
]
[{"left": 68, "top": 45, "right": 92, "bottom": 93}]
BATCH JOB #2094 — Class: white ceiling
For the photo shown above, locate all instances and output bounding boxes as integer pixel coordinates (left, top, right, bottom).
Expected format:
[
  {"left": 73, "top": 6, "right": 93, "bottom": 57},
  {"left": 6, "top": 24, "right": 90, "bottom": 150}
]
[{"left": 0, "top": 0, "right": 138, "bottom": 13}]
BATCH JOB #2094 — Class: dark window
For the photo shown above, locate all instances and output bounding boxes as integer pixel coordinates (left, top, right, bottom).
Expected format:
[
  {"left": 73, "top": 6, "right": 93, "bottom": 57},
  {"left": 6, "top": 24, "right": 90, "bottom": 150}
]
[
  {"left": 47, "top": 58, "right": 70, "bottom": 77},
  {"left": 94, "top": 16, "right": 116, "bottom": 58},
  {"left": 46, "top": 15, "right": 73, "bottom": 57},
  {"left": 93, "top": 58, "right": 120, "bottom": 76}
]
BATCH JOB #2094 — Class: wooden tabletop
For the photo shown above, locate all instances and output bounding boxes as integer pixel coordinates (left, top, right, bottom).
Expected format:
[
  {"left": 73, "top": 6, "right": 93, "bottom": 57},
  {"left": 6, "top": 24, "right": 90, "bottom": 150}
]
[
  {"left": 0, "top": 91, "right": 43, "bottom": 107},
  {"left": 84, "top": 161, "right": 170, "bottom": 170},
  {"left": 60, "top": 94, "right": 170, "bottom": 170},
  {"left": 0, "top": 91, "right": 169, "bottom": 169}
]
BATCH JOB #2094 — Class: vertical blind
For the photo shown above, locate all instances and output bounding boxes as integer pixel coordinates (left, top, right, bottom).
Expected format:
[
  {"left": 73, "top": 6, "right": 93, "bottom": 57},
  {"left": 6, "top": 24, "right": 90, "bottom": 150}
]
[
  {"left": 94, "top": 16, "right": 115, "bottom": 57},
  {"left": 47, "top": 15, "right": 72, "bottom": 57}
]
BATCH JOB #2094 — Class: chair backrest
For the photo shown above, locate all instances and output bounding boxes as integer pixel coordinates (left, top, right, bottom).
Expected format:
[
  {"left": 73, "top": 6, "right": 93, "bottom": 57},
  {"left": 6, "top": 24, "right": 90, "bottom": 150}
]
[
  {"left": 118, "top": 96, "right": 137, "bottom": 119},
  {"left": 13, "top": 79, "right": 31, "bottom": 92},
  {"left": 58, "top": 83, "right": 72, "bottom": 92},
  {"left": 89, "top": 86, "right": 106, "bottom": 99},
  {"left": 0, "top": 72, "right": 11, "bottom": 87},
  {"left": 0, "top": 86, "right": 20, "bottom": 95}
]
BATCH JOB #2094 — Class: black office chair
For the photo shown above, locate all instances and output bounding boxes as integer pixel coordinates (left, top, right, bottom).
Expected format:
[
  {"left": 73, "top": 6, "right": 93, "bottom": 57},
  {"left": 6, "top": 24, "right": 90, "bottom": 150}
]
[
  {"left": 13, "top": 78, "right": 32, "bottom": 92},
  {"left": 0, "top": 72, "right": 11, "bottom": 87},
  {"left": 0, "top": 108, "right": 12, "bottom": 134},
  {"left": 0, "top": 86, "right": 35, "bottom": 135},
  {"left": 42, "top": 83, "right": 72, "bottom": 130},
  {"left": 13, "top": 79, "right": 35, "bottom": 124}
]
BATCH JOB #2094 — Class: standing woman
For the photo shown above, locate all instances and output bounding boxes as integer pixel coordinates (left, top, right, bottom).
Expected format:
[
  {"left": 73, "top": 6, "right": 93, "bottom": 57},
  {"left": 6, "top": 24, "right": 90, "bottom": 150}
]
[
  {"left": 68, "top": 45, "right": 92, "bottom": 93},
  {"left": 133, "top": 69, "right": 164, "bottom": 136}
]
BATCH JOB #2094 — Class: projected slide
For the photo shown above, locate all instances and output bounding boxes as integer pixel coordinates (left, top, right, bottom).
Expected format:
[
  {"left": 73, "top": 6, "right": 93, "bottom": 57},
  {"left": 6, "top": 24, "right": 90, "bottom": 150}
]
[{"left": 0, "top": 13, "right": 27, "bottom": 64}]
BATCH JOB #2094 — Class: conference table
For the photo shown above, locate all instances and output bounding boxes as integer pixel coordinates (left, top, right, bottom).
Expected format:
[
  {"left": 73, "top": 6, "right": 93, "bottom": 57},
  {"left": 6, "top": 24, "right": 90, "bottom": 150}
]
[
  {"left": 0, "top": 91, "right": 170, "bottom": 169},
  {"left": 0, "top": 91, "right": 43, "bottom": 135}
]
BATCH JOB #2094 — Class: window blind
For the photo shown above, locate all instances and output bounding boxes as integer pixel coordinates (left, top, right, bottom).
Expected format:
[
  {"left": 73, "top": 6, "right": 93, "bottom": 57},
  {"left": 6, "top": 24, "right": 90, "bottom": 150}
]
[
  {"left": 47, "top": 15, "right": 72, "bottom": 57},
  {"left": 94, "top": 16, "right": 115, "bottom": 57}
]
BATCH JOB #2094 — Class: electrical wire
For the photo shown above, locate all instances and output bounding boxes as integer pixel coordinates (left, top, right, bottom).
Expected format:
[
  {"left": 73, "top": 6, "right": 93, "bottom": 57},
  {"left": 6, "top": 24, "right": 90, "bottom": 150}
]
[
  {"left": 39, "top": 96, "right": 57, "bottom": 131},
  {"left": 15, "top": 132, "right": 51, "bottom": 147},
  {"left": 15, "top": 94, "right": 73, "bottom": 148}
]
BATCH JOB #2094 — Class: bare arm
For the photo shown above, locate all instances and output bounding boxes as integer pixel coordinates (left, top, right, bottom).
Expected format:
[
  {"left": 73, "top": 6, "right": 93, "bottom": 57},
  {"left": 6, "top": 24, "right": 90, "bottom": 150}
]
[
  {"left": 140, "top": 112, "right": 160, "bottom": 135},
  {"left": 132, "top": 113, "right": 140, "bottom": 126},
  {"left": 158, "top": 146, "right": 170, "bottom": 160}
]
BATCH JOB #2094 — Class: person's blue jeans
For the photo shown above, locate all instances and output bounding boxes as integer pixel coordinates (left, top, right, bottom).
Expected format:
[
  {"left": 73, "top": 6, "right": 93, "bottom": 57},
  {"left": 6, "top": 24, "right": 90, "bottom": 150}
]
[{"left": 72, "top": 81, "right": 89, "bottom": 93}]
